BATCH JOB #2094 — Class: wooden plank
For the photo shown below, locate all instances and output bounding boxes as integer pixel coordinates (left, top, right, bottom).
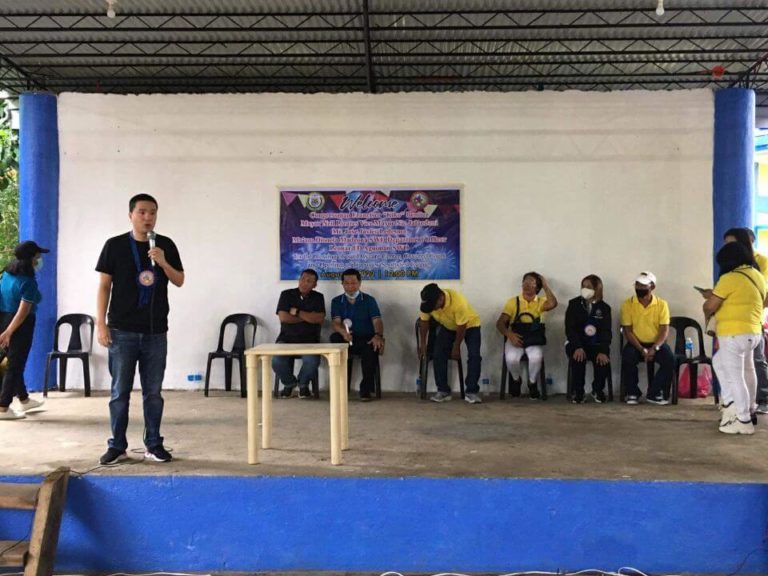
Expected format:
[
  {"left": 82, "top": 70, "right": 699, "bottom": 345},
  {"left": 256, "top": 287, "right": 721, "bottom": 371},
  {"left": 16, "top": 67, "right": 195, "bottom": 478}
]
[
  {"left": 24, "top": 467, "right": 69, "bottom": 576},
  {"left": 0, "top": 483, "right": 38, "bottom": 510},
  {"left": 0, "top": 540, "right": 29, "bottom": 567}
]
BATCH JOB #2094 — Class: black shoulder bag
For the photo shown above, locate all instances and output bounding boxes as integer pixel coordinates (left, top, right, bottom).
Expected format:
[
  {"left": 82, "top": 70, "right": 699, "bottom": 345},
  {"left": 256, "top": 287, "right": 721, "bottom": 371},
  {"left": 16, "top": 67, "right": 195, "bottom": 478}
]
[{"left": 510, "top": 296, "right": 547, "bottom": 347}]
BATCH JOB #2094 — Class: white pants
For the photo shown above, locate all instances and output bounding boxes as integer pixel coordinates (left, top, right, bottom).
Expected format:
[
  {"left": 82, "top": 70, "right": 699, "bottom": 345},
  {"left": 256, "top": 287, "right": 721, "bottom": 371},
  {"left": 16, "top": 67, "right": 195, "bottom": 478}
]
[
  {"left": 713, "top": 333, "right": 760, "bottom": 422},
  {"left": 504, "top": 341, "right": 543, "bottom": 384}
]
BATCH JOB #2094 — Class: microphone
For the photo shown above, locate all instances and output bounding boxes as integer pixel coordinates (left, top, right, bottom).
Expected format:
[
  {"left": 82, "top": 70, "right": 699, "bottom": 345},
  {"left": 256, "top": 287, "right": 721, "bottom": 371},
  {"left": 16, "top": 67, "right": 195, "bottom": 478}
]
[
  {"left": 343, "top": 319, "right": 353, "bottom": 345},
  {"left": 148, "top": 231, "right": 156, "bottom": 267}
]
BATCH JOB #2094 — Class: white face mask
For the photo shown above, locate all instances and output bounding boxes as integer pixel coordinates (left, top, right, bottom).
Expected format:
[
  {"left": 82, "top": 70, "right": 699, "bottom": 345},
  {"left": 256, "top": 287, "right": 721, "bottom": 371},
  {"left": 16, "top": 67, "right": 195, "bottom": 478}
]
[
  {"left": 34, "top": 257, "right": 43, "bottom": 272},
  {"left": 581, "top": 287, "right": 595, "bottom": 300},
  {"left": 346, "top": 290, "right": 360, "bottom": 300}
]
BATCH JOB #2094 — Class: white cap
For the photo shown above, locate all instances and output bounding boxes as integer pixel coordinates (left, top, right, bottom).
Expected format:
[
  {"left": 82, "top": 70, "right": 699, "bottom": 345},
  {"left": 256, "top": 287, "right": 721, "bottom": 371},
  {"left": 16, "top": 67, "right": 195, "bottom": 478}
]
[{"left": 635, "top": 271, "right": 657, "bottom": 286}]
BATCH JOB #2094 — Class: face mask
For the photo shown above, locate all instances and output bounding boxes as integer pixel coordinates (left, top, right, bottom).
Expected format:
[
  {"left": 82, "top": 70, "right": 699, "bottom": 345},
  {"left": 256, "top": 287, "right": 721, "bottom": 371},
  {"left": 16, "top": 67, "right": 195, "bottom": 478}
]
[
  {"left": 581, "top": 288, "right": 595, "bottom": 300},
  {"left": 635, "top": 288, "right": 650, "bottom": 299},
  {"left": 34, "top": 257, "right": 43, "bottom": 272},
  {"left": 346, "top": 290, "right": 360, "bottom": 300}
]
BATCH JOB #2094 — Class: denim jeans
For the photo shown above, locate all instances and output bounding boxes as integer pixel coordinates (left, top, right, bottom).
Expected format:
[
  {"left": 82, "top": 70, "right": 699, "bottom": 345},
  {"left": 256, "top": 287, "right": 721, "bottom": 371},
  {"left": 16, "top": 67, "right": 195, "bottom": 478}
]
[
  {"left": 433, "top": 325, "right": 482, "bottom": 394},
  {"left": 272, "top": 354, "right": 321, "bottom": 390},
  {"left": 621, "top": 342, "right": 674, "bottom": 399},
  {"left": 108, "top": 329, "right": 167, "bottom": 451},
  {"left": 0, "top": 313, "right": 34, "bottom": 408}
]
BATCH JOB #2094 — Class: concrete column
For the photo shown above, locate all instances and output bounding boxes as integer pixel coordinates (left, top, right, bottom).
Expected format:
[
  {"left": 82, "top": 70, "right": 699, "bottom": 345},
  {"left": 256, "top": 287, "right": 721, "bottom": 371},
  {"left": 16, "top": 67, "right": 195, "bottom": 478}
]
[
  {"left": 713, "top": 88, "right": 755, "bottom": 280},
  {"left": 19, "top": 92, "right": 59, "bottom": 392}
]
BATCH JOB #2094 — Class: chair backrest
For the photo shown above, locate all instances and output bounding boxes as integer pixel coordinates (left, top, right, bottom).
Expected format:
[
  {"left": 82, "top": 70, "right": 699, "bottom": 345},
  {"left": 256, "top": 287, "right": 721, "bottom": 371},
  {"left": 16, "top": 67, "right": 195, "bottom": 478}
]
[
  {"left": 217, "top": 314, "right": 258, "bottom": 353},
  {"left": 54, "top": 314, "right": 95, "bottom": 353},
  {"left": 668, "top": 316, "right": 705, "bottom": 357}
]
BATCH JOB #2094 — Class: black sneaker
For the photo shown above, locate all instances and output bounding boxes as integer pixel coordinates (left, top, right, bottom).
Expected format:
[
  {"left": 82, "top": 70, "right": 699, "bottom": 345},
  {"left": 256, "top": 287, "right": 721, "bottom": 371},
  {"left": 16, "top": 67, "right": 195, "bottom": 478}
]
[
  {"left": 571, "top": 393, "right": 585, "bottom": 404},
  {"left": 509, "top": 379, "right": 522, "bottom": 398},
  {"left": 591, "top": 390, "right": 607, "bottom": 404},
  {"left": 279, "top": 387, "right": 295, "bottom": 398},
  {"left": 298, "top": 387, "right": 313, "bottom": 399},
  {"left": 145, "top": 445, "right": 173, "bottom": 463},
  {"left": 528, "top": 383, "right": 541, "bottom": 400},
  {"left": 359, "top": 392, "right": 373, "bottom": 402},
  {"left": 99, "top": 448, "right": 128, "bottom": 465}
]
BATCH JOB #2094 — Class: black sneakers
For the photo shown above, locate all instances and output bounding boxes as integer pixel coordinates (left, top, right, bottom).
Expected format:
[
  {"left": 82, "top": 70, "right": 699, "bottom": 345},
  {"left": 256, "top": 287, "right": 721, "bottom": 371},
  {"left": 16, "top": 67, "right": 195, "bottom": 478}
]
[
  {"left": 99, "top": 448, "right": 128, "bottom": 465},
  {"left": 145, "top": 445, "right": 173, "bottom": 463},
  {"left": 279, "top": 387, "right": 294, "bottom": 398},
  {"left": 528, "top": 383, "right": 541, "bottom": 400},
  {"left": 298, "top": 387, "right": 313, "bottom": 399}
]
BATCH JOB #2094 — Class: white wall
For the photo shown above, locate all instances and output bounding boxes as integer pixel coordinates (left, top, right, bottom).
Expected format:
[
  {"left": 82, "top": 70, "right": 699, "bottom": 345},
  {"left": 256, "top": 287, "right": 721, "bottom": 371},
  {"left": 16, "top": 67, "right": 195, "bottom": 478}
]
[{"left": 57, "top": 89, "right": 714, "bottom": 394}]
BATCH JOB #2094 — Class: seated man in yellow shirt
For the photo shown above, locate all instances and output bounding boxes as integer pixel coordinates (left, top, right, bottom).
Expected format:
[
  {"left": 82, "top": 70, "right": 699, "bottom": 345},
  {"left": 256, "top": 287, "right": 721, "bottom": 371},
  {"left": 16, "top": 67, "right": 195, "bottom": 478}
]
[
  {"left": 418, "top": 283, "right": 483, "bottom": 404},
  {"left": 620, "top": 271, "right": 674, "bottom": 405}
]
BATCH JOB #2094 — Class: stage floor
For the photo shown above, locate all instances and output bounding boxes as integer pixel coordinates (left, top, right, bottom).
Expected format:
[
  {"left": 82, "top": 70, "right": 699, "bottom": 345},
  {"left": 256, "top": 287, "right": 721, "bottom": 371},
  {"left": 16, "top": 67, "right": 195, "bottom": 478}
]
[{"left": 3, "top": 390, "right": 766, "bottom": 482}]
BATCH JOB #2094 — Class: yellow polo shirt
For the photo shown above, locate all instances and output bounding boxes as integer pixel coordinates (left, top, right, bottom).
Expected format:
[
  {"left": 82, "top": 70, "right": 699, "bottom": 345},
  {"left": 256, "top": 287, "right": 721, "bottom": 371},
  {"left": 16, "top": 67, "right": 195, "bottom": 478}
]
[
  {"left": 501, "top": 294, "right": 548, "bottom": 323},
  {"left": 620, "top": 294, "right": 670, "bottom": 343},
  {"left": 419, "top": 288, "right": 481, "bottom": 330},
  {"left": 713, "top": 265, "right": 766, "bottom": 336}
]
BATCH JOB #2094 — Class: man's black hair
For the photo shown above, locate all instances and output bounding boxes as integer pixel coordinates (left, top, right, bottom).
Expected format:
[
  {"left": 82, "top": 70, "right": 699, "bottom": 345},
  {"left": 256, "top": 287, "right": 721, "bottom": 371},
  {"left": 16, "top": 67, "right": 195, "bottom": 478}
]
[
  {"left": 341, "top": 268, "right": 361, "bottom": 282},
  {"left": 301, "top": 269, "right": 319, "bottom": 280},
  {"left": 129, "top": 193, "right": 158, "bottom": 212}
]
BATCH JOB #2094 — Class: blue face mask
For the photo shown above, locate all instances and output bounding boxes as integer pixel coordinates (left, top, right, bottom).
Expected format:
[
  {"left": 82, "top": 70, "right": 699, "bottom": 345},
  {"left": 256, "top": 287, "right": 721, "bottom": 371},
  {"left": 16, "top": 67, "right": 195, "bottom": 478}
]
[
  {"left": 34, "top": 257, "right": 43, "bottom": 272},
  {"left": 346, "top": 290, "right": 360, "bottom": 300}
]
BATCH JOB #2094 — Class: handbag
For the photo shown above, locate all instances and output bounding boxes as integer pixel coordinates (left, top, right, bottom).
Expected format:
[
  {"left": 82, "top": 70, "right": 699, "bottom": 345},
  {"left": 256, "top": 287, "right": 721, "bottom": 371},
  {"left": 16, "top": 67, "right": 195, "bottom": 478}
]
[{"left": 510, "top": 296, "right": 547, "bottom": 347}]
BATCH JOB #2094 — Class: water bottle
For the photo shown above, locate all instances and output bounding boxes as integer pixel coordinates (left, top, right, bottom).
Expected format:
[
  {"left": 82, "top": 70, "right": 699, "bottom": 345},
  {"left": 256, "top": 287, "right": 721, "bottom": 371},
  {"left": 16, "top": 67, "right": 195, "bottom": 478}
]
[
  {"left": 416, "top": 376, "right": 422, "bottom": 395},
  {"left": 685, "top": 337, "right": 694, "bottom": 359},
  {"left": 481, "top": 375, "right": 490, "bottom": 398}
]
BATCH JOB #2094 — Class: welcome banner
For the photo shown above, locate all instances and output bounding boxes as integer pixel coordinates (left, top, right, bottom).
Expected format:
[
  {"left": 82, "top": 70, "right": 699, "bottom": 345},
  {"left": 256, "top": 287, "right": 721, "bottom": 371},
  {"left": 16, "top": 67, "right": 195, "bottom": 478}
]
[{"left": 279, "top": 187, "right": 461, "bottom": 281}]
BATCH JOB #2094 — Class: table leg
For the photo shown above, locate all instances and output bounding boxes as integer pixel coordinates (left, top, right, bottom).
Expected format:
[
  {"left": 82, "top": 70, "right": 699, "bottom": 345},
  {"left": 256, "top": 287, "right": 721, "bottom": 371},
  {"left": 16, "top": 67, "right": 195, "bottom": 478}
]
[
  {"left": 262, "top": 355, "right": 273, "bottom": 449},
  {"left": 341, "top": 346, "right": 349, "bottom": 450},
  {"left": 328, "top": 352, "right": 342, "bottom": 465},
  {"left": 246, "top": 354, "right": 259, "bottom": 465}
]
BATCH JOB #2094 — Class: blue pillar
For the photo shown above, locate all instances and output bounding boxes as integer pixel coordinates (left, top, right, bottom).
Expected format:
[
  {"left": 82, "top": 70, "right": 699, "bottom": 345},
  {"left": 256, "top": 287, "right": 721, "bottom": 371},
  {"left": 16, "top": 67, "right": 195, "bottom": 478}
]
[
  {"left": 713, "top": 88, "right": 755, "bottom": 280},
  {"left": 19, "top": 93, "right": 58, "bottom": 392}
]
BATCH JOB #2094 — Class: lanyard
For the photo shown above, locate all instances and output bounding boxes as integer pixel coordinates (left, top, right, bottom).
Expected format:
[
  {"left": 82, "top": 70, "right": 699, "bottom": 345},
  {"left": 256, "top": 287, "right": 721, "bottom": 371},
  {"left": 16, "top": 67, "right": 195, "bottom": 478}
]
[{"left": 128, "top": 232, "right": 155, "bottom": 307}]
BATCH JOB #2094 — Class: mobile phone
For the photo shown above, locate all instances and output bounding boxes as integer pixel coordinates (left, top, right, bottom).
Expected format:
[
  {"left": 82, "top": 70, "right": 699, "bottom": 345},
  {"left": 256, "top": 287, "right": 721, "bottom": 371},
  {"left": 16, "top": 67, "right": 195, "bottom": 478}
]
[{"left": 693, "top": 286, "right": 710, "bottom": 293}]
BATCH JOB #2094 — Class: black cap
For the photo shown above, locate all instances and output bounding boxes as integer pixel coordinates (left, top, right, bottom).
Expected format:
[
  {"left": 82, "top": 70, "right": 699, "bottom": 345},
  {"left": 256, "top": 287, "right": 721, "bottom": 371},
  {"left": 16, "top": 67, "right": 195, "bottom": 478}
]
[
  {"left": 14, "top": 240, "right": 50, "bottom": 261},
  {"left": 420, "top": 283, "right": 442, "bottom": 314}
]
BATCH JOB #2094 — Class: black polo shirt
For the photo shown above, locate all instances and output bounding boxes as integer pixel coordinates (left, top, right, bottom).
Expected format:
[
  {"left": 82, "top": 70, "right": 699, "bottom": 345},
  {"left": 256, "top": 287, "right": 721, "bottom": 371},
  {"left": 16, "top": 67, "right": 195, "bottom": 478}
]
[{"left": 275, "top": 288, "right": 325, "bottom": 343}]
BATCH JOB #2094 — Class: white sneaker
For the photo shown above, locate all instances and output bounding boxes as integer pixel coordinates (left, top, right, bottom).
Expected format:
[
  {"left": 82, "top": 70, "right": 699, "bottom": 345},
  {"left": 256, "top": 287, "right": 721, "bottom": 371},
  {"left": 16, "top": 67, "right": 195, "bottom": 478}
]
[
  {"left": 720, "top": 403, "right": 737, "bottom": 427},
  {"left": 18, "top": 398, "right": 45, "bottom": 413},
  {"left": 719, "top": 419, "right": 755, "bottom": 435},
  {"left": 430, "top": 391, "right": 452, "bottom": 403},
  {"left": 646, "top": 396, "right": 670, "bottom": 406},
  {"left": 464, "top": 393, "right": 483, "bottom": 404},
  {"left": 625, "top": 395, "right": 639, "bottom": 405},
  {"left": 0, "top": 408, "right": 26, "bottom": 420}
]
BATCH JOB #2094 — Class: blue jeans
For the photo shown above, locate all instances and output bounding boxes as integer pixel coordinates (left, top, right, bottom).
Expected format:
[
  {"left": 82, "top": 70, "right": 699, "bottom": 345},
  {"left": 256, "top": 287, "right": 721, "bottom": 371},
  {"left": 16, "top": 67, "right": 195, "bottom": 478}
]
[
  {"left": 433, "top": 326, "right": 482, "bottom": 394},
  {"left": 272, "top": 354, "right": 321, "bottom": 390},
  {"left": 108, "top": 329, "right": 167, "bottom": 451}
]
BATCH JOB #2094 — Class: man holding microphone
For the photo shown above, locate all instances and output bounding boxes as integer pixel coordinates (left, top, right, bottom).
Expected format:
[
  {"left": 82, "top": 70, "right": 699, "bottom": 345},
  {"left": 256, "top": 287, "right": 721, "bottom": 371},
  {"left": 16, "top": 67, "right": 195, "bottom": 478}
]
[{"left": 95, "top": 194, "right": 184, "bottom": 465}]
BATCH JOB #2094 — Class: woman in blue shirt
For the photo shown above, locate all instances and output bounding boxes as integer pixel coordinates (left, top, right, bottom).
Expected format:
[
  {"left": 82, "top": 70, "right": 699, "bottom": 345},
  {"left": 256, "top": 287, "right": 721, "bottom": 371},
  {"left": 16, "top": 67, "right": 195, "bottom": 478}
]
[{"left": 0, "top": 240, "right": 48, "bottom": 420}]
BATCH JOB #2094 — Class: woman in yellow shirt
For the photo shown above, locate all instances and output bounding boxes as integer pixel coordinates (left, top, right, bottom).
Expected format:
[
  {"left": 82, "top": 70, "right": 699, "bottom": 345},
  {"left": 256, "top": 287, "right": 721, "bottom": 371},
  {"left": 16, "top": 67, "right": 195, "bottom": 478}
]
[
  {"left": 704, "top": 241, "right": 767, "bottom": 435},
  {"left": 496, "top": 272, "right": 558, "bottom": 399}
]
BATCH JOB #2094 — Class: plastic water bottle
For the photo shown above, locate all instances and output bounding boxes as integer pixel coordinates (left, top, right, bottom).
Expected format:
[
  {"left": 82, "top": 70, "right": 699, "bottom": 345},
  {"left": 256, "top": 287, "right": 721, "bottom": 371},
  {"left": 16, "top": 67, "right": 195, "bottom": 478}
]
[
  {"left": 481, "top": 376, "right": 490, "bottom": 397},
  {"left": 685, "top": 337, "right": 694, "bottom": 359}
]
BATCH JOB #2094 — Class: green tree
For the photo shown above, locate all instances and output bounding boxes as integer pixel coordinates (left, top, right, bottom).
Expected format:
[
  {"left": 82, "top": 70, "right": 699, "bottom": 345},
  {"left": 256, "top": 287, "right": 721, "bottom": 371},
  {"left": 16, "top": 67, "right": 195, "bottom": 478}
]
[{"left": 0, "top": 98, "right": 18, "bottom": 267}]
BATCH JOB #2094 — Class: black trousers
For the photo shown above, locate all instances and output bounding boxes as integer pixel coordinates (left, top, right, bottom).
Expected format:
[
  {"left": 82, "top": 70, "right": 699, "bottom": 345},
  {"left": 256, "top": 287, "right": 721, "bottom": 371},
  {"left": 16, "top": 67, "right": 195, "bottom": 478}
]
[
  {"left": 566, "top": 343, "right": 610, "bottom": 396},
  {"left": 330, "top": 332, "right": 378, "bottom": 395},
  {"left": 0, "top": 312, "right": 35, "bottom": 408}
]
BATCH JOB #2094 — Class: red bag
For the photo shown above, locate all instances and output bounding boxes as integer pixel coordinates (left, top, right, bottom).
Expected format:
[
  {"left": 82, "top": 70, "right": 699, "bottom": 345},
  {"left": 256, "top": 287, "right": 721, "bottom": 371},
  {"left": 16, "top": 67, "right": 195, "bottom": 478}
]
[{"left": 678, "top": 364, "right": 712, "bottom": 398}]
